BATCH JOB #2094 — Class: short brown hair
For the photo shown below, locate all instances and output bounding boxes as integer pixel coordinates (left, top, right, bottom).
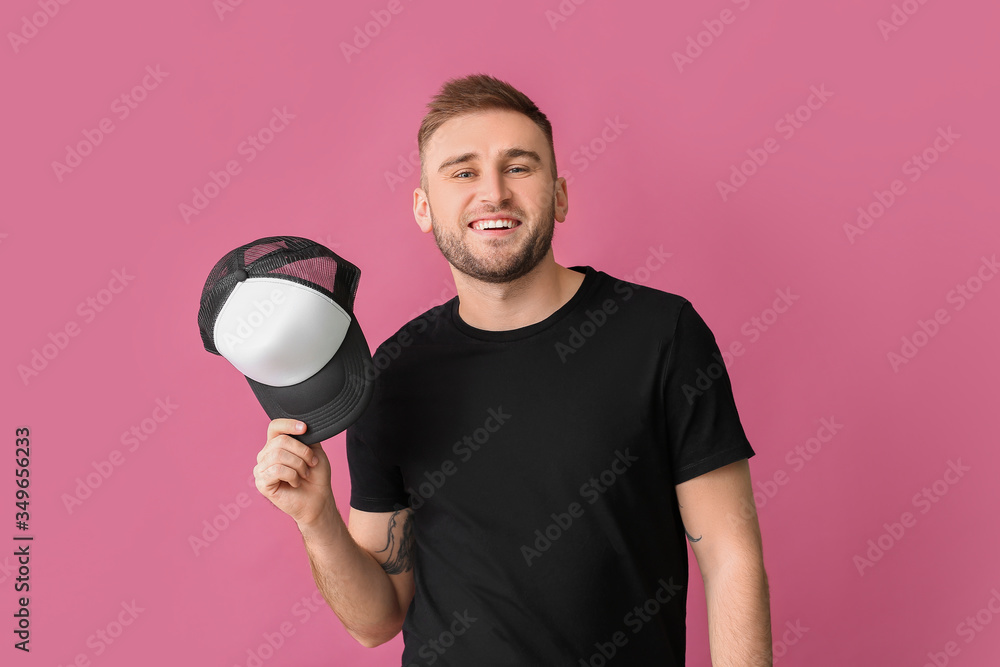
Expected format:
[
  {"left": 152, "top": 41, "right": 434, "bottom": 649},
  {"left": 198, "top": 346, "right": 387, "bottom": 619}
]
[{"left": 417, "top": 73, "right": 558, "bottom": 191}]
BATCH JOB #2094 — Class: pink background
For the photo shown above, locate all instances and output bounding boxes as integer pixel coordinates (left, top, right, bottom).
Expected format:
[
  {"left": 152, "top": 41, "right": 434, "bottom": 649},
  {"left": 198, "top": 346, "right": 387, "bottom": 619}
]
[{"left": 3, "top": 0, "right": 999, "bottom": 665}]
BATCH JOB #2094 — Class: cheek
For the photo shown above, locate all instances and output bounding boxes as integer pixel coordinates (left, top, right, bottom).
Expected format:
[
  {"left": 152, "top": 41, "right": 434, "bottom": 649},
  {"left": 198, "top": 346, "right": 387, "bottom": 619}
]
[
  {"left": 521, "top": 185, "right": 552, "bottom": 213},
  {"left": 433, "top": 191, "right": 469, "bottom": 220},
  {"left": 432, "top": 206, "right": 465, "bottom": 231}
]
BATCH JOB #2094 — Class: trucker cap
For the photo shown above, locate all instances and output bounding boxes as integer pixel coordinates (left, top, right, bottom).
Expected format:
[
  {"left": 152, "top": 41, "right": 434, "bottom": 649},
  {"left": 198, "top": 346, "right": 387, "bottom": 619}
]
[{"left": 197, "top": 236, "right": 374, "bottom": 445}]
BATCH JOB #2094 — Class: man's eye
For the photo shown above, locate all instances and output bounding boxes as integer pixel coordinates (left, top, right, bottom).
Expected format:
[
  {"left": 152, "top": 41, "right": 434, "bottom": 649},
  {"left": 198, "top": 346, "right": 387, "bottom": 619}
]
[{"left": 454, "top": 167, "right": 527, "bottom": 178}]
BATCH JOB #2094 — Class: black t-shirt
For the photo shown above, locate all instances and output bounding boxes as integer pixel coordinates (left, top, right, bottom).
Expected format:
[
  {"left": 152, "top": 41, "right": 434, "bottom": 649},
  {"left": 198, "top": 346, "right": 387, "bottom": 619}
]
[{"left": 346, "top": 266, "right": 756, "bottom": 666}]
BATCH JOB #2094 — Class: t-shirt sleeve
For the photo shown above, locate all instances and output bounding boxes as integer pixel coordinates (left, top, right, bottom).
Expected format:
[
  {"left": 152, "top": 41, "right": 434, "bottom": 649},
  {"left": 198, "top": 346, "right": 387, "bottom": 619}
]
[
  {"left": 345, "top": 394, "right": 411, "bottom": 512},
  {"left": 663, "top": 299, "right": 756, "bottom": 485}
]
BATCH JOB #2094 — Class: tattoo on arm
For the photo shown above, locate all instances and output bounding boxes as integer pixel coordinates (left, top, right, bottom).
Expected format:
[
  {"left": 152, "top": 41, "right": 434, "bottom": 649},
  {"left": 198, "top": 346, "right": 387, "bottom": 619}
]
[
  {"left": 375, "top": 509, "right": 415, "bottom": 575},
  {"left": 678, "top": 502, "right": 702, "bottom": 543}
]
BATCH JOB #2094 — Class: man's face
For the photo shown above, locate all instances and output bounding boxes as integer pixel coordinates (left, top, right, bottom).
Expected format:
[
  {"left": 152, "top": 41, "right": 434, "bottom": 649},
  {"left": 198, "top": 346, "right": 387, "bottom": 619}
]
[{"left": 414, "top": 109, "right": 568, "bottom": 284}]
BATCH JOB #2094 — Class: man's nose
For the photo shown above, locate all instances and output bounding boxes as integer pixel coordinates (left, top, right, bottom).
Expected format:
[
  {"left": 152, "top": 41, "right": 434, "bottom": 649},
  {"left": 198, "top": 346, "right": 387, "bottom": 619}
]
[{"left": 479, "top": 168, "right": 513, "bottom": 206}]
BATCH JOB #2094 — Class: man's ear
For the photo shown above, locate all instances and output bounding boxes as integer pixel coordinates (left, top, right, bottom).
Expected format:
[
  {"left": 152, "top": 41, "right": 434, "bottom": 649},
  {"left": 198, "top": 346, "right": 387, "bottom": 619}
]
[
  {"left": 413, "top": 187, "right": 432, "bottom": 233},
  {"left": 554, "top": 176, "right": 569, "bottom": 223}
]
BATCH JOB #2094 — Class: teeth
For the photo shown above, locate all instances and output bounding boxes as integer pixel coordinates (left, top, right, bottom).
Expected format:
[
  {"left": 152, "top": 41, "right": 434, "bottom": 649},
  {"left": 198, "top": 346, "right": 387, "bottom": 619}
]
[{"left": 473, "top": 219, "right": 518, "bottom": 230}]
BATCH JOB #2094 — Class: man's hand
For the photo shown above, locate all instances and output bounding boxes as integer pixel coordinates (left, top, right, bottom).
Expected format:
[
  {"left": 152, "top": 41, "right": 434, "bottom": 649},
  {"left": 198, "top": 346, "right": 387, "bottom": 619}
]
[{"left": 253, "top": 419, "right": 334, "bottom": 527}]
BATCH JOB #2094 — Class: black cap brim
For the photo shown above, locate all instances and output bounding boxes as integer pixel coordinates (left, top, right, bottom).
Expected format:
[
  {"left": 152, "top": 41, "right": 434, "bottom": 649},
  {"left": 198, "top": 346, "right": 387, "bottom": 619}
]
[{"left": 245, "top": 315, "right": 374, "bottom": 445}]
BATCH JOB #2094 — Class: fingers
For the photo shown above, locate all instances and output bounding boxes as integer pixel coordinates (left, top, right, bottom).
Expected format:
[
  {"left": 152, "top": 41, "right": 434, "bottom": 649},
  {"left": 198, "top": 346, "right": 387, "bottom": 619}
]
[
  {"left": 255, "top": 459, "right": 304, "bottom": 491},
  {"left": 259, "top": 421, "right": 319, "bottom": 465},
  {"left": 269, "top": 444, "right": 314, "bottom": 476},
  {"left": 267, "top": 418, "right": 306, "bottom": 442},
  {"left": 254, "top": 419, "right": 322, "bottom": 488},
  {"left": 310, "top": 440, "right": 328, "bottom": 466},
  {"left": 254, "top": 418, "right": 328, "bottom": 498}
]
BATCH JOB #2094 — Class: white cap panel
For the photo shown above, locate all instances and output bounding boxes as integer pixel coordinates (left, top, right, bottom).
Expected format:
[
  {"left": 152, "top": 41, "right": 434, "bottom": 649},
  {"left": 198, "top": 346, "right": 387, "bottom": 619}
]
[{"left": 214, "top": 277, "right": 351, "bottom": 386}]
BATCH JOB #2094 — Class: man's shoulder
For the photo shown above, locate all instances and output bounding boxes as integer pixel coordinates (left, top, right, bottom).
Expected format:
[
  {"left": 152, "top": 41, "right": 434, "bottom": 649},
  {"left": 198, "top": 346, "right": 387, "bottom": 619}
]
[
  {"left": 371, "top": 297, "right": 456, "bottom": 355},
  {"left": 591, "top": 266, "right": 691, "bottom": 314}
]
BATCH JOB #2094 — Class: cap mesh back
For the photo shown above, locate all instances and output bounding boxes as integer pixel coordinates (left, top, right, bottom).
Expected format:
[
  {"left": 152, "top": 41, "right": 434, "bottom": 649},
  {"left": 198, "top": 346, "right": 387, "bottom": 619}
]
[
  {"left": 244, "top": 240, "right": 289, "bottom": 264},
  {"left": 267, "top": 257, "right": 338, "bottom": 294},
  {"left": 201, "top": 256, "right": 233, "bottom": 299},
  {"left": 198, "top": 236, "right": 361, "bottom": 356}
]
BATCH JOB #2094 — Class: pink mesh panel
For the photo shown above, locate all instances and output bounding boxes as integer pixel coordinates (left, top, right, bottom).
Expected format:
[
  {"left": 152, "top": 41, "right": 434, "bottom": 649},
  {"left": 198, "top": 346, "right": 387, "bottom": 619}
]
[
  {"left": 268, "top": 257, "right": 338, "bottom": 294},
  {"left": 245, "top": 240, "right": 289, "bottom": 264}
]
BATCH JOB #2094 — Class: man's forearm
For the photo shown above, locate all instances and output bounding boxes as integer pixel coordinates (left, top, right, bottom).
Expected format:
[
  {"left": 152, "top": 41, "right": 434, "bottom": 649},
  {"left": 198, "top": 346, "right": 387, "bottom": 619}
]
[
  {"left": 298, "top": 501, "right": 404, "bottom": 647},
  {"left": 705, "top": 556, "right": 773, "bottom": 666}
]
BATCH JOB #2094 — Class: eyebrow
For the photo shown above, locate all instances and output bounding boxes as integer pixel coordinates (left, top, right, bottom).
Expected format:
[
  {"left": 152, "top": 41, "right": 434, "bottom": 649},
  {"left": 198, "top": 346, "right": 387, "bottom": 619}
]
[{"left": 436, "top": 147, "right": 543, "bottom": 174}]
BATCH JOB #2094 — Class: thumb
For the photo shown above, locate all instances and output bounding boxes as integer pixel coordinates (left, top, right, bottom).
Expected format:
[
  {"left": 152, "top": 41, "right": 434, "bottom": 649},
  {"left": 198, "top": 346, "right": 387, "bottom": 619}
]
[{"left": 308, "top": 441, "right": 332, "bottom": 472}]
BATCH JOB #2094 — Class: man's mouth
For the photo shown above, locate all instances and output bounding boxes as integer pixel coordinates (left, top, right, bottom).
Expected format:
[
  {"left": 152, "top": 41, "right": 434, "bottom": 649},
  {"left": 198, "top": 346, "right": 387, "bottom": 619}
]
[{"left": 469, "top": 218, "right": 522, "bottom": 232}]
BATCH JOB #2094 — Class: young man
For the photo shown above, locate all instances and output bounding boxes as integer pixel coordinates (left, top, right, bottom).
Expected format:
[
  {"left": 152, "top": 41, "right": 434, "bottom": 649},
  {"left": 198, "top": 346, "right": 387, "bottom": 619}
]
[{"left": 254, "top": 74, "right": 772, "bottom": 665}]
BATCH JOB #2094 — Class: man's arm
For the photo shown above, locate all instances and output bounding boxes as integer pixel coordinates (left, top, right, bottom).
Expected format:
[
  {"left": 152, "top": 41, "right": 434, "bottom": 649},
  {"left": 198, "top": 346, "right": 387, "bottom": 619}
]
[
  {"left": 676, "top": 458, "right": 772, "bottom": 666},
  {"left": 298, "top": 503, "right": 415, "bottom": 648},
  {"left": 253, "top": 419, "right": 414, "bottom": 648}
]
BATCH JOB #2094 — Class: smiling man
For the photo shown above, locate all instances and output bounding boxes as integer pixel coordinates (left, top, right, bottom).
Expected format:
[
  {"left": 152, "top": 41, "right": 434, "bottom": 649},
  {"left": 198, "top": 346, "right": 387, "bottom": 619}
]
[{"left": 254, "top": 73, "right": 772, "bottom": 666}]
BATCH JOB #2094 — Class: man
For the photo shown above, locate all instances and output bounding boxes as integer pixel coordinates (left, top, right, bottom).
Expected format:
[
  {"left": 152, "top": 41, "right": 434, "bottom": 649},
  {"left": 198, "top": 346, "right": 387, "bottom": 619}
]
[{"left": 254, "top": 73, "right": 772, "bottom": 665}]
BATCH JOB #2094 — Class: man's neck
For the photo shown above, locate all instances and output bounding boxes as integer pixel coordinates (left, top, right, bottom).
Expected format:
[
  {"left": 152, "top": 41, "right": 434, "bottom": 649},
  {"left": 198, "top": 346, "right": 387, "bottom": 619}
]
[{"left": 451, "top": 258, "right": 586, "bottom": 332}]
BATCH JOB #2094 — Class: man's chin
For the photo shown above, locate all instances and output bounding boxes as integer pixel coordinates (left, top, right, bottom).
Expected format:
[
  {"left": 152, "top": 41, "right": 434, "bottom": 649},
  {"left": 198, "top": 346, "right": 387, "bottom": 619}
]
[
  {"left": 433, "top": 218, "right": 554, "bottom": 285},
  {"left": 451, "top": 252, "right": 550, "bottom": 284},
  {"left": 453, "top": 264, "right": 528, "bottom": 284}
]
